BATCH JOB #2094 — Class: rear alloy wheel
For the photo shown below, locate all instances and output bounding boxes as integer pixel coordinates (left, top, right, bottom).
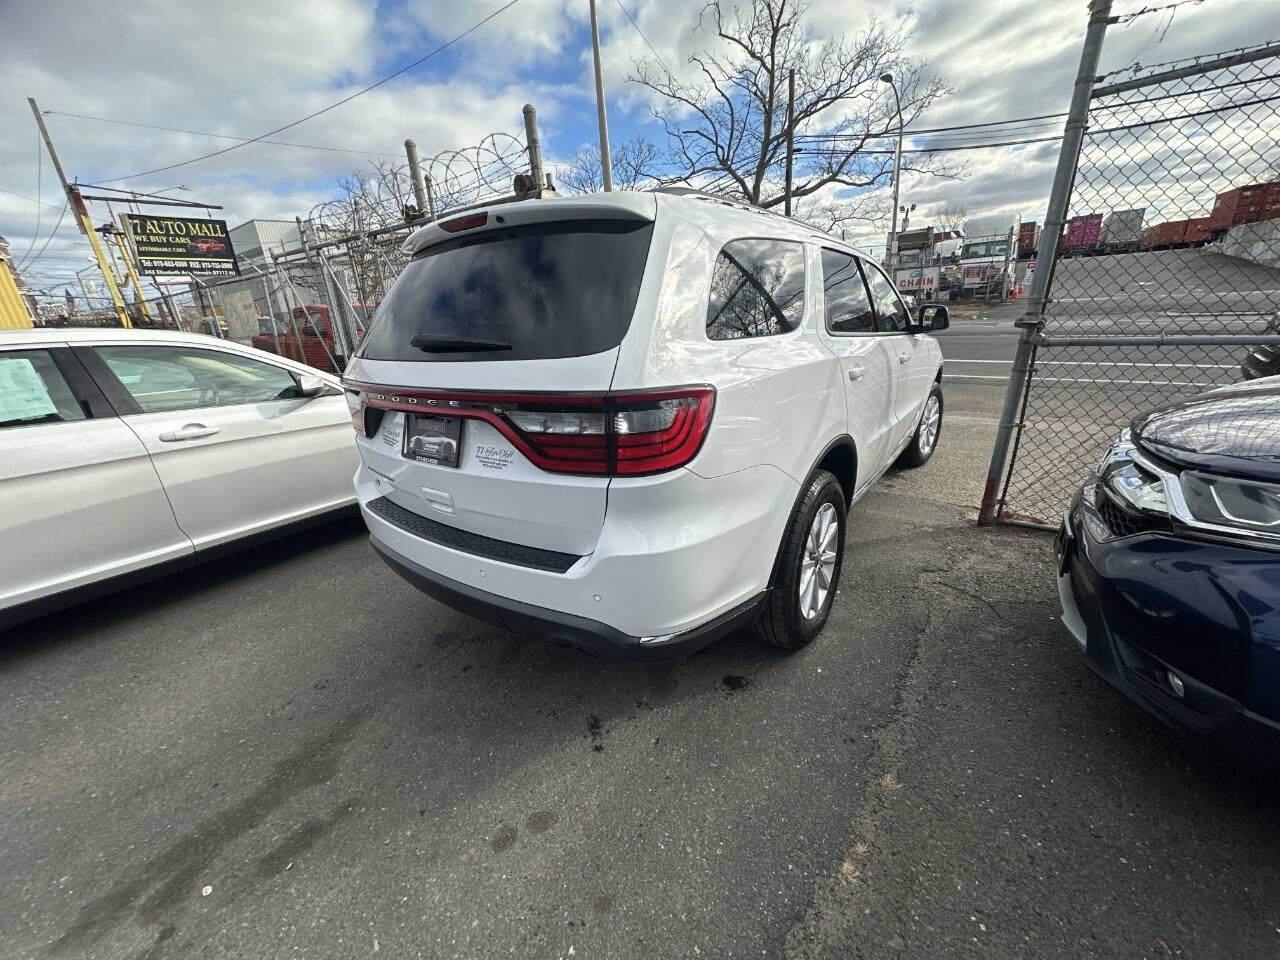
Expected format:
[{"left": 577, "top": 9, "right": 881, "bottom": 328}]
[
  {"left": 898, "top": 383, "right": 943, "bottom": 468},
  {"left": 753, "top": 469, "right": 846, "bottom": 650}
]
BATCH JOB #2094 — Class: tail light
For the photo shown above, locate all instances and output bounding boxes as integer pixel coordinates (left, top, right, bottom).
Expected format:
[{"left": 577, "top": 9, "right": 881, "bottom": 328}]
[
  {"left": 345, "top": 389, "right": 384, "bottom": 437},
  {"left": 345, "top": 385, "right": 715, "bottom": 477}
]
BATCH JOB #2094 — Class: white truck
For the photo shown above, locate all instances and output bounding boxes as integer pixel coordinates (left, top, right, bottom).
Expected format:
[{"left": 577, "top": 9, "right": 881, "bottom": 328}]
[
  {"left": 956, "top": 214, "right": 1021, "bottom": 300},
  {"left": 893, "top": 227, "right": 941, "bottom": 302}
]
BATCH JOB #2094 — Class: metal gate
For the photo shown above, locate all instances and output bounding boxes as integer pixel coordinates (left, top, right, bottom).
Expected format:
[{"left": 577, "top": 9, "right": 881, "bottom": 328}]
[{"left": 981, "top": 1, "right": 1280, "bottom": 526}]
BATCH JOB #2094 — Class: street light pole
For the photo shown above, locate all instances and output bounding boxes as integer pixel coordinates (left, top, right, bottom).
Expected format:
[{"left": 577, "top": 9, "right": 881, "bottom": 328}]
[
  {"left": 588, "top": 0, "right": 613, "bottom": 191},
  {"left": 880, "top": 73, "right": 904, "bottom": 273}
]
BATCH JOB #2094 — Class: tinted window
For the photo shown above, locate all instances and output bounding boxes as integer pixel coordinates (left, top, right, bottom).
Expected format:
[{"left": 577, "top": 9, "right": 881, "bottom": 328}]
[
  {"left": 358, "top": 219, "right": 654, "bottom": 362},
  {"left": 0, "top": 350, "right": 86, "bottom": 429},
  {"left": 861, "top": 262, "right": 912, "bottom": 332},
  {"left": 706, "top": 239, "right": 806, "bottom": 340},
  {"left": 95, "top": 346, "right": 301, "bottom": 413},
  {"left": 820, "top": 249, "right": 876, "bottom": 334}
]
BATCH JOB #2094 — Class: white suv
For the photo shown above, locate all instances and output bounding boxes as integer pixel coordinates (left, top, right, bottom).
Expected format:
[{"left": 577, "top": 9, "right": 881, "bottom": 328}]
[{"left": 344, "top": 191, "right": 946, "bottom": 658}]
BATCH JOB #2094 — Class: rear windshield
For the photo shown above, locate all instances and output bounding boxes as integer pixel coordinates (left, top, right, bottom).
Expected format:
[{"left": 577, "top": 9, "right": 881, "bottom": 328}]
[{"left": 357, "top": 219, "right": 654, "bottom": 362}]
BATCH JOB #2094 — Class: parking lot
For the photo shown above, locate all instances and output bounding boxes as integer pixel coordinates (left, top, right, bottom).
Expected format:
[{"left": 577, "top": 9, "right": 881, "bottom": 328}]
[{"left": 4, "top": 352, "right": 1279, "bottom": 959}]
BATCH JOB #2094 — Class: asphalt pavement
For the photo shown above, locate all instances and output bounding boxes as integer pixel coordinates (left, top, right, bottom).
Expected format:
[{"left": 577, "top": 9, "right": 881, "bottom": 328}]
[{"left": 4, "top": 366, "right": 1279, "bottom": 959}]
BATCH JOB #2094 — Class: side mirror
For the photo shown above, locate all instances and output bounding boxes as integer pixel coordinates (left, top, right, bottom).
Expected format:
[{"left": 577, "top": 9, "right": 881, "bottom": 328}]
[
  {"left": 917, "top": 303, "right": 950, "bottom": 332},
  {"left": 297, "top": 374, "right": 327, "bottom": 398}
]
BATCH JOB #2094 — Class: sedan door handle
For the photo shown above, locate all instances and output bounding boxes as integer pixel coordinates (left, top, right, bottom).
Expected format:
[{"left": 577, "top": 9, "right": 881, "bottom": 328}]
[
  {"left": 898, "top": 353, "right": 910, "bottom": 364},
  {"left": 158, "top": 424, "right": 221, "bottom": 442},
  {"left": 847, "top": 365, "right": 867, "bottom": 382}
]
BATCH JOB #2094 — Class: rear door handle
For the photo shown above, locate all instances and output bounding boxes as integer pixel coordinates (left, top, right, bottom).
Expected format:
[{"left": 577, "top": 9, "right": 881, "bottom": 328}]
[
  {"left": 847, "top": 365, "right": 867, "bottom": 382},
  {"left": 158, "top": 424, "right": 221, "bottom": 442}
]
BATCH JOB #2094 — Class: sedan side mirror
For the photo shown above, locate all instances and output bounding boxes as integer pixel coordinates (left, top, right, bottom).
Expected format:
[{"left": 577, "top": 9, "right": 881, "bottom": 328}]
[
  {"left": 917, "top": 303, "right": 950, "bottom": 332},
  {"left": 297, "top": 374, "right": 327, "bottom": 398}
]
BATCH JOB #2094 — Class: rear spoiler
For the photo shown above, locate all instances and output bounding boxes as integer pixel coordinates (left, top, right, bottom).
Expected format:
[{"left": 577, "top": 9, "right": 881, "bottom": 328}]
[{"left": 401, "top": 193, "right": 657, "bottom": 258}]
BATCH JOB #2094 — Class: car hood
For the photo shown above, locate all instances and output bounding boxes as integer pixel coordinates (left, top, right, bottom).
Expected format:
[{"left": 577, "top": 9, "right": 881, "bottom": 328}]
[{"left": 1132, "top": 382, "right": 1280, "bottom": 483}]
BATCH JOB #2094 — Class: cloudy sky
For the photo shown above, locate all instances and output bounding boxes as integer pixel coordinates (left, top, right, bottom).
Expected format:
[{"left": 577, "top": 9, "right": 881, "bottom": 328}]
[{"left": 1, "top": 0, "right": 1275, "bottom": 298}]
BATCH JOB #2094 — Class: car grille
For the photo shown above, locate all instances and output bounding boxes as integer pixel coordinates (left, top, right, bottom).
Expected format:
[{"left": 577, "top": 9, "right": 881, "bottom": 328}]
[{"left": 366, "top": 496, "right": 583, "bottom": 574}]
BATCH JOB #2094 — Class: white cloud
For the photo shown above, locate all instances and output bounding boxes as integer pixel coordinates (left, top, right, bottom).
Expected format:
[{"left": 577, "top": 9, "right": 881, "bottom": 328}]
[{"left": 3, "top": 0, "right": 1277, "bottom": 295}]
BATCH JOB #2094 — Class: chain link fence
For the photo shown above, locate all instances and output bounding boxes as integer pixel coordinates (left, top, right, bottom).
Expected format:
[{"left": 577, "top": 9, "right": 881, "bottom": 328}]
[
  {"left": 200, "top": 121, "right": 538, "bottom": 374},
  {"left": 985, "top": 21, "right": 1280, "bottom": 525}
]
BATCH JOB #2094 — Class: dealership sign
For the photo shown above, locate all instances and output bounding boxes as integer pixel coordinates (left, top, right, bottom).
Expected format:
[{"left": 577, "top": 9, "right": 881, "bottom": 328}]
[
  {"left": 123, "top": 214, "right": 239, "bottom": 278},
  {"left": 895, "top": 266, "right": 940, "bottom": 293}
]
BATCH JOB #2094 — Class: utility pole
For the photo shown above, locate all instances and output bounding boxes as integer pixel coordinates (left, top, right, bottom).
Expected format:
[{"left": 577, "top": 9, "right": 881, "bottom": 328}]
[
  {"left": 28, "top": 97, "right": 130, "bottom": 327},
  {"left": 784, "top": 69, "right": 795, "bottom": 216},
  {"left": 404, "top": 139, "right": 428, "bottom": 215},
  {"left": 879, "top": 74, "right": 905, "bottom": 272},
  {"left": 523, "top": 104, "right": 544, "bottom": 198},
  {"left": 588, "top": 0, "right": 613, "bottom": 191},
  {"left": 114, "top": 215, "right": 155, "bottom": 323}
]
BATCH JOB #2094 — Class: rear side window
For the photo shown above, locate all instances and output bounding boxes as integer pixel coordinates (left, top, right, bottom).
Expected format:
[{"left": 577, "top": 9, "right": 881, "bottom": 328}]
[
  {"left": 861, "top": 261, "right": 912, "bottom": 333},
  {"left": 0, "top": 350, "right": 86, "bottom": 429},
  {"left": 706, "top": 238, "right": 806, "bottom": 340},
  {"left": 820, "top": 249, "right": 877, "bottom": 333},
  {"left": 358, "top": 219, "right": 654, "bottom": 362}
]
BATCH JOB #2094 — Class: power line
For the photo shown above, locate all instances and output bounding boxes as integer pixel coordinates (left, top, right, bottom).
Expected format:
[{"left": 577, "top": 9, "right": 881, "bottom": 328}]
[
  {"left": 16, "top": 131, "right": 44, "bottom": 265},
  {"left": 794, "top": 111, "right": 1069, "bottom": 141},
  {"left": 17, "top": 201, "right": 70, "bottom": 271},
  {"left": 101, "top": 0, "right": 527, "bottom": 183},
  {"left": 798, "top": 134, "right": 1065, "bottom": 155},
  {"left": 614, "top": 0, "right": 675, "bottom": 76},
  {"left": 0, "top": 186, "right": 64, "bottom": 210},
  {"left": 45, "top": 111, "right": 404, "bottom": 160}
]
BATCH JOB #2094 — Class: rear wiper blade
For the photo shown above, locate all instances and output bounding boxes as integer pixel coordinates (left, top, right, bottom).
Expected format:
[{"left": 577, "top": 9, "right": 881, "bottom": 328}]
[{"left": 410, "top": 334, "right": 512, "bottom": 352}]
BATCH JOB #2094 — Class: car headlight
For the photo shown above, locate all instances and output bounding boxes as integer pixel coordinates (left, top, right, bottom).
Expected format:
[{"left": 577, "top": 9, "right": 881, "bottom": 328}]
[
  {"left": 1181, "top": 472, "right": 1280, "bottom": 533},
  {"left": 1095, "top": 432, "right": 1169, "bottom": 515},
  {"left": 1104, "top": 461, "right": 1170, "bottom": 514}
]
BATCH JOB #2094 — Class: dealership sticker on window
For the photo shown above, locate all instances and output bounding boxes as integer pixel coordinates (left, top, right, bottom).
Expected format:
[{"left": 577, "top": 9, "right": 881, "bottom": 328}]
[
  {"left": 0, "top": 358, "right": 58, "bottom": 424},
  {"left": 474, "top": 444, "right": 515, "bottom": 471}
]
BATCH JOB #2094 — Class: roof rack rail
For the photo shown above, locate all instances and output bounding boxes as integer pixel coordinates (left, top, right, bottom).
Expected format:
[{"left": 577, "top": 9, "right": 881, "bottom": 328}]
[{"left": 649, "top": 186, "right": 803, "bottom": 229}]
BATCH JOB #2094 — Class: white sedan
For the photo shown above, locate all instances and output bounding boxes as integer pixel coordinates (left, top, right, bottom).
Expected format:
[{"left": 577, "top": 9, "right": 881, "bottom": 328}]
[{"left": 0, "top": 328, "right": 359, "bottom": 628}]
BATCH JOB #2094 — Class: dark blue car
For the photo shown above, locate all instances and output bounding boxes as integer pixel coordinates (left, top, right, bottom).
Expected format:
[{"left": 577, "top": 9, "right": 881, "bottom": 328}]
[{"left": 1055, "top": 378, "right": 1280, "bottom": 753}]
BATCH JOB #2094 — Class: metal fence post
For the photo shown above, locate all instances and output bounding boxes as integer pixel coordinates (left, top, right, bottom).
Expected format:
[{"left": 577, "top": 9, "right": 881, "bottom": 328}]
[
  {"left": 523, "top": 104, "right": 544, "bottom": 198},
  {"left": 405, "top": 139, "right": 428, "bottom": 215},
  {"left": 977, "top": 0, "right": 1112, "bottom": 525}
]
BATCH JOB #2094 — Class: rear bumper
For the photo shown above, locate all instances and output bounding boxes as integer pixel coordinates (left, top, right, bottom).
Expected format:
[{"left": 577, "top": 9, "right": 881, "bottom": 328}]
[
  {"left": 357, "top": 459, "right": 796, "bottom": 640},
  {"left": 370, "top": 536, "right": 763, "bottom": 661}
]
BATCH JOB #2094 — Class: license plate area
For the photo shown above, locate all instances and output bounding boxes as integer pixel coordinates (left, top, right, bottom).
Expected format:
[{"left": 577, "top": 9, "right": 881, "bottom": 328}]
[{"left": 403, "top": 414, "right": 463, "bottom": 468}]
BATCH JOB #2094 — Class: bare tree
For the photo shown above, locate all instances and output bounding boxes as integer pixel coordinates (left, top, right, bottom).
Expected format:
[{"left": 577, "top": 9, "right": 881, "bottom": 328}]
[
  {"left": 796, "top": 190, "right": 891, "bottom": 237},
  {"left": 932, "top": 202, "right": 969, "bottom": 234},
  {"left": 631, "top": 0, "right": 952, "bottom": 211},
  {"left": 559, "top": 136, "right": 662, "bottom": 193}
]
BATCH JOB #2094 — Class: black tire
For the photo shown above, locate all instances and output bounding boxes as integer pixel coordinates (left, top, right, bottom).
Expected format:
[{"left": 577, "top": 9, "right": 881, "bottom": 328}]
[
  {"left": 898, "top": 382, "right": 943, "bottom": 468},
  {"left": 753, "top": 469, "right": 846, "bottom": 650}
]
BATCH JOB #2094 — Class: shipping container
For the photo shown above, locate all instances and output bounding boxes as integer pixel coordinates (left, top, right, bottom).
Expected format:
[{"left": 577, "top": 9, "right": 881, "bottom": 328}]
[
  {"left": 1062, "top": 213, "right": 1103, "bottom": 253},
  {"left": 1100, "top": 208, "right": 1146, "bottom": 252},
  {"left": 1017, "top": 221, "right": 1041, "bottom": 259},
  {"left": 1236, "top": 180, "right": 1280, "bottom": 202},
  {"left": 1142, "top": 219, "right": 1189, "bottom": 249},
  {"left": 1185, "top": 217, "right": 1216, "bottom": 244},
  {"left": 1233, "top": 201, "right": 1280, "bottom": 226},
  {"left": 1210, "top": 189, "right": 1239, "bottom": 230}
]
